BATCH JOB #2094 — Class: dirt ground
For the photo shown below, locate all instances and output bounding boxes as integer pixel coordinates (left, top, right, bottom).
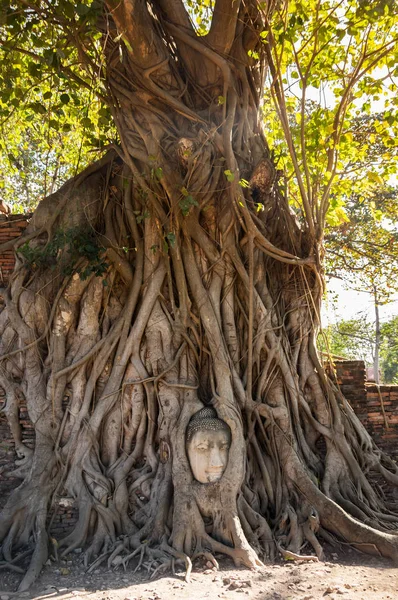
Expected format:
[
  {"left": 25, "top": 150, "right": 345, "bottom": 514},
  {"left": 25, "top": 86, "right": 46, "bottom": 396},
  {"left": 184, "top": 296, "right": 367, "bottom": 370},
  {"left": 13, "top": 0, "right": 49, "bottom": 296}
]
[{"left": 1, "top": 545, "right": 397, "bottom": 600}]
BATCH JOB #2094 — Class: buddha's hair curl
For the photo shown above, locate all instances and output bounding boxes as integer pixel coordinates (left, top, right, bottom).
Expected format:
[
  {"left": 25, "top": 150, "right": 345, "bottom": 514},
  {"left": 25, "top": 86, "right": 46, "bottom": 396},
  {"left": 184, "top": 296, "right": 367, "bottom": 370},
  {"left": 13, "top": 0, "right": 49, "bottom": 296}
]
[{"left": 186, "top": 407, "right": 231, "bottom": 442}]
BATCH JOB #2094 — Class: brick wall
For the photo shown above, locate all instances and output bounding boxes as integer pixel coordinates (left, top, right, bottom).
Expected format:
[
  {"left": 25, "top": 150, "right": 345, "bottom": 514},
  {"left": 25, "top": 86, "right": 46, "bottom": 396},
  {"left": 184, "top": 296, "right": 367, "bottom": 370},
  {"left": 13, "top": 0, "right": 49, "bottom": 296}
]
[
  {"left": 358, "top": 385, "right": 398, "bottom": 461},
  {"left": 332, "top": 360, "right": 367, "bottom": 405},
  {"left": 0, "top": 214, "right": 31, "bottom": 286},
  {"left": 333, "top": 360, "right": 398, "bottom": 461}
]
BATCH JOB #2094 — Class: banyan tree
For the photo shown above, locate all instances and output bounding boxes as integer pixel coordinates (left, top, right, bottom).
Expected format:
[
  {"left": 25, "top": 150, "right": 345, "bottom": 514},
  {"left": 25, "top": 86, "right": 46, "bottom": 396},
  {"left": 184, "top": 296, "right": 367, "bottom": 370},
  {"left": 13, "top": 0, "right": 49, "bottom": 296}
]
[{"left": 1, "top": 0, "right": 398, "bottom": 591}]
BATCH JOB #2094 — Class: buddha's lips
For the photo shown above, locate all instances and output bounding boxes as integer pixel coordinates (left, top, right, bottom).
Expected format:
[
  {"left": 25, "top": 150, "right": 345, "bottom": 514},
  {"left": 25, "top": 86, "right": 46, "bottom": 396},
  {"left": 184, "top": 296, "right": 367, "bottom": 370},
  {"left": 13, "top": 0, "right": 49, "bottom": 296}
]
[{"left": 206, "top": 470, "right": 223, "bottom": 482}]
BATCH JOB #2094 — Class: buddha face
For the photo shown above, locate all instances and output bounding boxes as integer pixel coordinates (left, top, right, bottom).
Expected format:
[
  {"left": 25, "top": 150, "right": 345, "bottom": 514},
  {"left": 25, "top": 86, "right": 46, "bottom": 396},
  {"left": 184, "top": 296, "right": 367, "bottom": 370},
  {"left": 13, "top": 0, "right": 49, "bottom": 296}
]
[{"left": 186, "top": 428, "right": 230, "bottom": 484}]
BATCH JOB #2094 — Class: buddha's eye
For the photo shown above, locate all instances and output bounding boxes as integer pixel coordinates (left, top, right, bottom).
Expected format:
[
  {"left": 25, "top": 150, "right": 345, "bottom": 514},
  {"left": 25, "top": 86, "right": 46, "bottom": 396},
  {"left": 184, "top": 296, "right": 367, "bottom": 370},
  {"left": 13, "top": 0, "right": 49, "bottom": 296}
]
[{"left": 196, "top": 445, "right": 209, "bottom": 451}]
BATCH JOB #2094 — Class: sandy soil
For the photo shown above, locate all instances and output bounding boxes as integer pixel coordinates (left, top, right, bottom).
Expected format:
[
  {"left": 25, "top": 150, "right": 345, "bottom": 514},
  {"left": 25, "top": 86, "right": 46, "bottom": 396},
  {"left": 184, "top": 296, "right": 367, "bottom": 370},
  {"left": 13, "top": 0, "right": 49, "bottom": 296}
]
[{"left": 1, "top": 546, "right": 397, "bottom": 600}]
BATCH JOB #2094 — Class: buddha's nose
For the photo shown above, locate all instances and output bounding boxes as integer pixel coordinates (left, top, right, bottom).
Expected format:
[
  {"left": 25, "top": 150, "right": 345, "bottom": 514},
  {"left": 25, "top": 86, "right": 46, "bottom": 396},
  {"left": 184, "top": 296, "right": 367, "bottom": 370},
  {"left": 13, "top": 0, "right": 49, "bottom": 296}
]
[{"left": 209, "top": 447, "right": 224, "bottom": 469}]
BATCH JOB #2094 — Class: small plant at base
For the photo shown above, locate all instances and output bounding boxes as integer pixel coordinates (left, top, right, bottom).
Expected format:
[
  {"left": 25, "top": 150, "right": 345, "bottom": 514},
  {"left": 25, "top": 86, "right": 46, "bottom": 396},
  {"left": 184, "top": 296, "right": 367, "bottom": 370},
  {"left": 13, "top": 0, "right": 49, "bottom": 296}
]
[{"left": 18, "top": 226, "right": 108, "bottom": 280}]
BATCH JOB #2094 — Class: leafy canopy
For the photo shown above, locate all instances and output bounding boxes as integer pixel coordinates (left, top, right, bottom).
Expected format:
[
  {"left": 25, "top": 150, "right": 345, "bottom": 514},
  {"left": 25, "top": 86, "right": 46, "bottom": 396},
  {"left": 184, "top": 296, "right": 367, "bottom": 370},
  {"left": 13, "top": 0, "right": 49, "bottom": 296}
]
[
  {"left": 0, "top": 0, "right": 397, "bottom": 240},
  {"left": 0, "top": 0, "right": 115, "bottom": 209},
  {"left": 326, "top": 185, "right": 398, "bottom": 302},
  {"left": 263, "top": 0, "right": 398, "bottom": 234}
]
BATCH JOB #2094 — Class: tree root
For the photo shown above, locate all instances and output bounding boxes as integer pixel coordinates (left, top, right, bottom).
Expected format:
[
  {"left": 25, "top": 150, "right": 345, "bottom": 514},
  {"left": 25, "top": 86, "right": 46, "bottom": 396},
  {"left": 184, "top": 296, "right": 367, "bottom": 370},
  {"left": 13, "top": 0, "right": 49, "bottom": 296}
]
[
  {"left": 18, "top": 516, "right": 48, "bottom": 592},
  {"left": 286, "top": 451, "right": 398, "bottom": 563},
  {"left": 86, "top": 550, "right": 112, "bottom": 574},
  {"left": 105, "top": 541, "right": 192, "bottom": 583},
  {"left": 0, "top": 563, "right": 25, "bottom": 574},
  {"left": 191, "top": 551, "right": 219, "bottom": 570},
  {"left": 277, "top": 544, "right": 319, "bottom": 563}
]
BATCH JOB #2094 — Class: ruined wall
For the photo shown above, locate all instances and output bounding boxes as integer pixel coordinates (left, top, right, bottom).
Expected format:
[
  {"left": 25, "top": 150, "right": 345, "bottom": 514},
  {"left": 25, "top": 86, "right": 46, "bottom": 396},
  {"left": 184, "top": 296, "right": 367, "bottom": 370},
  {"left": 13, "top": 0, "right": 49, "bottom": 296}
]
[
  {"left": 0, "top": 215, "right": 30, "bottom": 286},
  {"left": 333, "top": 360, "right": 398, "bottom": 461},
  {"left": 364, "top": 385, "right": 398, "bottom": 461}
]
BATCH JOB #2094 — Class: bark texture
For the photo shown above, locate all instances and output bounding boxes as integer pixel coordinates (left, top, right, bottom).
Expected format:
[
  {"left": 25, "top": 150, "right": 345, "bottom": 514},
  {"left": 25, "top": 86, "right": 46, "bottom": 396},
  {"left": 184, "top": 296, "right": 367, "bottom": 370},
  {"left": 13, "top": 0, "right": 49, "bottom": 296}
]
[{"left": 1, "top": 0, "right": 398, "bottom": 590}]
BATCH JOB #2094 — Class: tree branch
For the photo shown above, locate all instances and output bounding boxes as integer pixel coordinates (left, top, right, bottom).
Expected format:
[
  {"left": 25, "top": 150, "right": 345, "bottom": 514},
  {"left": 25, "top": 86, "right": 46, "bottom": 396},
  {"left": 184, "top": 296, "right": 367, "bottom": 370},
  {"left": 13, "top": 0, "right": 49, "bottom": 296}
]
[
  {"left": 156, "top": 0, "right": 195, "bottom": 34},
  {"left": 105, "top": 0, "right": 169, "bottom": 71},
  {"left": 264, "top": 29, "right": 315, "bottom": 237},
  {"left": 154, "top": 0, "right": 208, "bottom": 83},
  {"left": 207, "top": 0, "right": 241, "bottom": 54}
]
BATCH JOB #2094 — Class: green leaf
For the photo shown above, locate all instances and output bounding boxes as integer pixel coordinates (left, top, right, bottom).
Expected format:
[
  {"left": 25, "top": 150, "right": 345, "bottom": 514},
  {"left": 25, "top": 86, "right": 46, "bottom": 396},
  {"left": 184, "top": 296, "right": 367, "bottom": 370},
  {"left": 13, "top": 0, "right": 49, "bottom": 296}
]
[
  {"left": 368, "top": 172, "right": 383, "bottom": 185},
  {"left": 238, "top": 178, "right": 250, "bottom": 188},
  {"left": 224, "top": 169, "right": 235, "bottom": 183},
  {"left": 30, "top": 102, "right": 47, "bottom": 115},
  {"left": 179, "top": 194, "right": 198, "bottom": 216},
  {"left": 76, "top": 3, "right": 90, "bottom": 16},
  {"left": 248, "top": 50, "right": 259, "bottom": 60},
  {"left": 136, "top": 210, "right": 149, "bottom": 224},
  {"left": 326, "top": 206, "right": 350, "bottom": 227},
  {"left": 166, "top": 232, "right": 176, "bottom": 248},
  {"left": 123, "top": 37, "right": 133, "bottom": 53},
  {"left": 27, "top": 62, "right": 41, "bottom": 77},
  {"left": 81, "top": 117, "right": 92, "bottom": 127},
  {"left": 153, "top": 167, "right": 163, "bottom": 180}
]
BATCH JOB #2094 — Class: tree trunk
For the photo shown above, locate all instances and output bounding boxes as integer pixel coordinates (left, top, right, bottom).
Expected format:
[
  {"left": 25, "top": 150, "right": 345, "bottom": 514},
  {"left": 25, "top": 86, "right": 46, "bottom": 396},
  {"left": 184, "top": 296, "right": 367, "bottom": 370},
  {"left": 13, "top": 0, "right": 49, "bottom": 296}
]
[
  {"left": 373, "top": 287, "right": 381, "bottom": 384},
  {"left": 1, "top": 1, "right": 398, "bottom": 591}
]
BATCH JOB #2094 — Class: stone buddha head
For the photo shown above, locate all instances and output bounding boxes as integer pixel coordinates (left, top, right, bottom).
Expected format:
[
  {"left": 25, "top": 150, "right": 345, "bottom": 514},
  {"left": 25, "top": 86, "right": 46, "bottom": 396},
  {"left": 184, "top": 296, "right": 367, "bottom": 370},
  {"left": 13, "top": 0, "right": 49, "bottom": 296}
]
[{"left": 186, "top": 407, "right": 231, "bottom": 484}]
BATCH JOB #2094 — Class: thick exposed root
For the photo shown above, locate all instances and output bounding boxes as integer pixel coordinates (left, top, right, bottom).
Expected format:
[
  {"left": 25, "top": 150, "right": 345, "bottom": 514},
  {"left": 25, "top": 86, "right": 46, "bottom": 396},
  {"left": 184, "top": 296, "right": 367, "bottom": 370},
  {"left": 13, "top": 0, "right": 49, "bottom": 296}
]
[{"left": 17, "top": 523, "right": 48, "bottom": 592}]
